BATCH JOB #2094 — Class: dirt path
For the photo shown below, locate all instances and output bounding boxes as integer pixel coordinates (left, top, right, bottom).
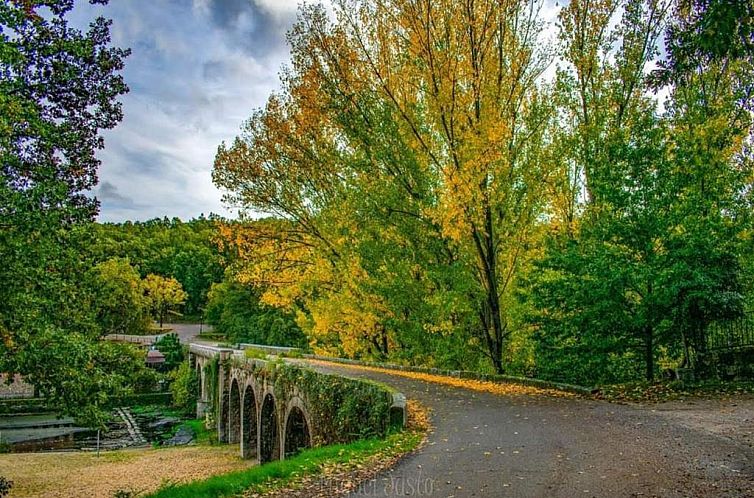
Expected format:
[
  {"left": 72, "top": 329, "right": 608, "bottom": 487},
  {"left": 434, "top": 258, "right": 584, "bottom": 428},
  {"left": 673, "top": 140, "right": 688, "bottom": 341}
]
[
  {"left": 0, "top": 445, "right": 250, "bottom": 498},
  {"left": 300, "top": 361, "right": 754, "bottom": 497}
]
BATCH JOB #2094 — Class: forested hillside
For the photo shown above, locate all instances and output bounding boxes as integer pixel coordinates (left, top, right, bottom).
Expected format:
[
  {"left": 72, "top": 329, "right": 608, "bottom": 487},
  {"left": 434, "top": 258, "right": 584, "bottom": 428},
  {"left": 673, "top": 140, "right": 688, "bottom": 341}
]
[{"left": 93, "top": 217, "right": 305, "bottom": 346}]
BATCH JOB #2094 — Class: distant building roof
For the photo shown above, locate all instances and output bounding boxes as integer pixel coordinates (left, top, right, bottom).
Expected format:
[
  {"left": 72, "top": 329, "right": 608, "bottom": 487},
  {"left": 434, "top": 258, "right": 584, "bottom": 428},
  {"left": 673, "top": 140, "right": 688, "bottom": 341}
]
[{"left": 146, "top": 349, "right": 166, "bottom": 365}]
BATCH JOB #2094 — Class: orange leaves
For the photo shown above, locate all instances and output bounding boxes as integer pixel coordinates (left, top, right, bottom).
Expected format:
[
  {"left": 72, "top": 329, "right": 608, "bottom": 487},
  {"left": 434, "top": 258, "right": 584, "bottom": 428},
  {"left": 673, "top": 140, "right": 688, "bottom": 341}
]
[
  {"left": 311, "top": 359, "right": 576, "bottom": 398},
  {"left": 213, "top": 0, "right": 557, "bottom": 371}
]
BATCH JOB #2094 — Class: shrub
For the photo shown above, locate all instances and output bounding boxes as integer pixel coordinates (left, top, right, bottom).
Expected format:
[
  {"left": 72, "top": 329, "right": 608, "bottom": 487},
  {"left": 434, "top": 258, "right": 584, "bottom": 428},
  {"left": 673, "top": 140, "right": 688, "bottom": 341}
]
[{"left": 170, "top": 361, "right": 198, "bottom": 416}]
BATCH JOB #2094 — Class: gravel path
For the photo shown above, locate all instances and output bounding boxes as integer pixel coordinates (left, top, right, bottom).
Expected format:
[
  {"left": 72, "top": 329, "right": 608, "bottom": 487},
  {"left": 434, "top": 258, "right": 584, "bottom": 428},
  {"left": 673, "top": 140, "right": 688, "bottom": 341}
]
[{"left": 301, "top": 361, "right": 754, "bottom": 498}]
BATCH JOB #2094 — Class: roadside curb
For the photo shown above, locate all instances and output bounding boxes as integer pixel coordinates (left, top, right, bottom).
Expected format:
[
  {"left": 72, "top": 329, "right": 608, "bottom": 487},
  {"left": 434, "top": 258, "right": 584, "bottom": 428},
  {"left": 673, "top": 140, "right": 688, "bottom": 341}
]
[{"left": 302, "top": 355, "right": 596, "bottom": 396}]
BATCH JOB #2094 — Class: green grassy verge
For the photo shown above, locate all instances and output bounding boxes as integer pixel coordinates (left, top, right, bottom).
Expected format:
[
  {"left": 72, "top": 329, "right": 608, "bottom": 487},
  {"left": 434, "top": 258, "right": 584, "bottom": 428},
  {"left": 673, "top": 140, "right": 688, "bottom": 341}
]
[
  {"left": 197, "top": 332, "right": 226, "bottom": 341},
  {"left": 244, "top": 348, "right": 268, "bottom": 360},
  {"left": 130, "top": 404, "right": 183, "bottom": 417},
  {"left": 146, "top": 430, "right": 422, "bottom": 498},
  {"left": 597, "top": 379, "right": 754, "bottom": 403},
  {"left": 182, "top": 419, "right": 218, "bottom": 446}
]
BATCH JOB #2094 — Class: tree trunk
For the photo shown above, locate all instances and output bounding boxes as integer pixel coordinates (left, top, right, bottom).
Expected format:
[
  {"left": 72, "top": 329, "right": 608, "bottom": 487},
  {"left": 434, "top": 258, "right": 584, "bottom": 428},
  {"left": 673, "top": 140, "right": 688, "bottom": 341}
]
[
  {"left": 485, "top": 205, "right": 506, "bottom": 374},
  {"left": 381, "top": 327, "right": 389, "bottom": 357},
  {"left": 645, "top": 325, "right": 654, "bottom": 381},
  {"left": 472, "top": 204, "right": 506, "bottom": 374}
]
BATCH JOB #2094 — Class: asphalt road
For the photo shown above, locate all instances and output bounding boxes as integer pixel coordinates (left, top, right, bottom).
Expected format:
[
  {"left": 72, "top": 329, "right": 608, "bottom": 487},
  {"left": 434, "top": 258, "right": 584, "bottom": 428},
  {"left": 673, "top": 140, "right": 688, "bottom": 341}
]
[
  {"left": 163, "top": 322, "right": 213, "bottom": 344},
  {"left": 301, "top": 361, "right": 754, "bottom": 498}
]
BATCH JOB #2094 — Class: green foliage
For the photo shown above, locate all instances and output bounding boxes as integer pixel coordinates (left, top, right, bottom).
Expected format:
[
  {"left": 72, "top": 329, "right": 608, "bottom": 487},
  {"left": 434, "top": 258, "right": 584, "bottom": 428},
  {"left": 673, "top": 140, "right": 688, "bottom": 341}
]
[
  {"left": 0, "top": 0, "right": 141, "bottom": 427},
  {"left": 86, "top": 258, "right": 151, "bottom": 336},
  {"left": 181, "top": 419, "right": 217, "bottom": 445},
  {"left": 264, "top": 361, "right": 393, "bottom": 443},
  {"left": 92, "top": 217, "right": 225, "bottom": 317},
  {"left": 143, "top": 274, "right": 188, "bottom": 328},
  {"left": 153, "top": 334, "right": 185, "bottom": 371},
  {"left": 205, "top": 282, "right": 306, "bottom": 348},
  {"left": 207, "top": 0, "right": 753, "bottom": 386},
  {"left": 16, "top": 335, "right": 156, "bottom": 428},
  {"left": 243, "top": 348, "right": 268, "bottom": 360},
  {"left": 520, "top": 0, "right": 752, "bottom": 386},
  {"left": 169, "top": 360, "right": 197, "bottom": 416}
]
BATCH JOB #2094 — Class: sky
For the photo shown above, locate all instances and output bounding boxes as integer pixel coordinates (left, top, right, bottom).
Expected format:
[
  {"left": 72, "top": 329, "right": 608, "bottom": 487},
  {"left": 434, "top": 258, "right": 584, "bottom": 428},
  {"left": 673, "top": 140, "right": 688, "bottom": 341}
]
[
  {"left": 70, "top": 0, "right": 560, "bottom": 223},
  {"left": 70, "top": 0, "right": 306, "bottom": 222}
]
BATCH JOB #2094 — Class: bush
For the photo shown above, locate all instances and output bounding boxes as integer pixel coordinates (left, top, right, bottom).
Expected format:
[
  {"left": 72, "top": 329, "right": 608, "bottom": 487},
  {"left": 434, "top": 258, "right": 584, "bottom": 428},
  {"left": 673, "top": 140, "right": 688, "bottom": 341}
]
[{"left": 170, "top": 361, "right": 197, "bottom": 416}]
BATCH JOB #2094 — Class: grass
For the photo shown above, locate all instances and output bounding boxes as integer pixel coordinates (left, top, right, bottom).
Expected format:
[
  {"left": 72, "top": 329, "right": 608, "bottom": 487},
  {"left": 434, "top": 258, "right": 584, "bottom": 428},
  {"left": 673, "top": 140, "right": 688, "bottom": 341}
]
[
  {"left": 182, "top": 419, "right": 218, "bottom": 445},
  {"left": 147, "top": 430, "right": 423, "bottom": 498},
  {"left": 244, "top": 348, "right": 269, "bottom": 360},
  {"left": 197, "top": 332, "right": 227, "bottom": 341}
]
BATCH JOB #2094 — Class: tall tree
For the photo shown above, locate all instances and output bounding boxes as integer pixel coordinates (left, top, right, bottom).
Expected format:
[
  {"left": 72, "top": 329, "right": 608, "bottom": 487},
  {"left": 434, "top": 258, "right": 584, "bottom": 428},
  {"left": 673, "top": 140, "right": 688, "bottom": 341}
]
[
  {"left": 143, "top": 274, "right": 188, "bottom": 328},
  {"left": 528, "top": 0, "right": 752, "bottom": 384},
  {"left": 0, "top": 0, "right": 133, "bottom": 426},
  {"left": 86, "top": 258, "right": 150, "bottom": 336},
  {"left": 653, "top": 0, "right": 753, "bottom": 366},
  {"left": 215, "top": 0, "right": 554, "bottom": 373}
]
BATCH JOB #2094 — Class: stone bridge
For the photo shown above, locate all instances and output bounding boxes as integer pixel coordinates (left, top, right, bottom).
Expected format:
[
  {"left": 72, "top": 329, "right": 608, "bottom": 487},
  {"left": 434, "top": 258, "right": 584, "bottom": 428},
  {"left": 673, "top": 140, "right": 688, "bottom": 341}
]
[{"left": 189, "top": 344, "right": 406, "bottom": 463}]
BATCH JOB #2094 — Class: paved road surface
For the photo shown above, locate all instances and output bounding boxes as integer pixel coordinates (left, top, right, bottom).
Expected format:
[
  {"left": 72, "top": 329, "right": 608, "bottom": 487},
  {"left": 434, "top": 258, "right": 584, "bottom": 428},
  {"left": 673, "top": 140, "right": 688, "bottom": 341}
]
[
  {"left": 163, "top": 322, "right": 213, "bottom": 344},
  {"left": 301, "top": 361, "right": 754, "bottom": 498}
]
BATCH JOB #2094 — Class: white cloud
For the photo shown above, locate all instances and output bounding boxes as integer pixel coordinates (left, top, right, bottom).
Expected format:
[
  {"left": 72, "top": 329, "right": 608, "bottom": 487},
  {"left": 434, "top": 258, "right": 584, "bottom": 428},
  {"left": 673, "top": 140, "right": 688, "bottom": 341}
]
[{"left": 69, "top": 0, "right": 297, "bottom": 222}]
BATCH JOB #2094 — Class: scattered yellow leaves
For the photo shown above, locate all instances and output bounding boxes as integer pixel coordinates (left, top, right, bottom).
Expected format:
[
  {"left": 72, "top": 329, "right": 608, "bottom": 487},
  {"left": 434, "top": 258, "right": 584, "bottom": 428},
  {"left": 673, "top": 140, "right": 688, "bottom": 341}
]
[{"left": 311, "top": 360, "right": 576, "bottom": 398}]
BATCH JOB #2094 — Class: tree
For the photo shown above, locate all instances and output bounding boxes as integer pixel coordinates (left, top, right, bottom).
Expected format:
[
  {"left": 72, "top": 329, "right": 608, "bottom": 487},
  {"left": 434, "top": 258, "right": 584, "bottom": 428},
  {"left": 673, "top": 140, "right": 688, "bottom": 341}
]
[
  {"left": 0, "top": 0, "right": 134, "bottom": 426},
  {"left": 526, "top": 0, "right": 752, "bottom": 384},
  {"left": 529, "top": 0, "right": 673, "bottom": 382},
  {"left": 153, "top": 333, "right": 184, "bottom": 371},
  {"left": 0, "top": 0, "right": 129, "bottom": 227},
  {"left": 86, "top": 258, "right": 150, "bottom": 336},
  {"left": 169, "top": 360, "right": 197, "bottom": 416},
  {"left": 214, "top": 0, "right": 752, "bottom": 382},
  {"left": 652, "top": 0, "right": 753, "bottom": 368},
  {"left": 143, "top": 274, "right": 188, "bottom": 328},
  {"left": 215, "top": 0, "right": 554, "bottom": 373},
  {"left": 205, "top": 280, "right": 306, "bottom": 347},
  {"left": 91, "top": 217, "right": 226, "bottom": 317},
  {"left": 171, "top": 246, "right": 224, "bottom": 316}
]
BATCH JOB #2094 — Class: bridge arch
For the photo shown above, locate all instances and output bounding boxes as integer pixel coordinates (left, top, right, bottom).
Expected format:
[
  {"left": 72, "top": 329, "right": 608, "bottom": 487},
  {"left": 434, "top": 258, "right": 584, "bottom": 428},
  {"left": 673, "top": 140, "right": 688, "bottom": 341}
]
[
  {"left": 241, "top": 383, "right": 258, "bottom": 459},
  {"left": 189, "top": 344, "right": 406, "bottom": 461},
  {"left": 283, "top": 397, "right": 311, "bottom": 459},
  {"left": 228, "top": 378, "right": 242, "bottom": 444},
  {"left": 259, "top": 392, "right": 280, "bottom": 463}
]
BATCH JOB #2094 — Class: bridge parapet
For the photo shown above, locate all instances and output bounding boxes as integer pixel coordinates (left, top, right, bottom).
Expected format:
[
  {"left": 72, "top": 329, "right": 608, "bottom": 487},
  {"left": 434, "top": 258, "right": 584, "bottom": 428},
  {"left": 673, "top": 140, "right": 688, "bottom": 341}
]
[
  {"left": 238, "top": 343, "right": 302, "bottom": 356},
  {"left": 189, "top": 345, "right": 405, "bottom": 462}
]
